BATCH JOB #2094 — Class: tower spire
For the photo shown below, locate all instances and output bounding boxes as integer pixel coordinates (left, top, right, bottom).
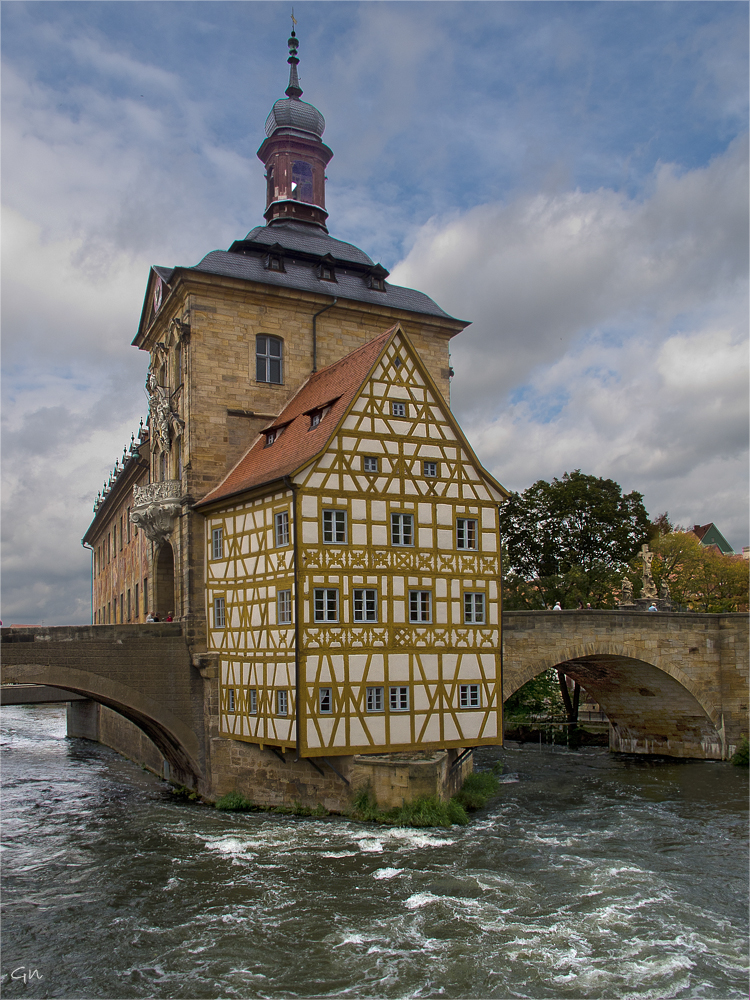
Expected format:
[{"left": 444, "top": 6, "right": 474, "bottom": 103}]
[
  {"left": 258, "top": 16, "right": 333, "bottom": 230},
  {"left": 285, "top": 12, "right": 302, "bottom": 99}
]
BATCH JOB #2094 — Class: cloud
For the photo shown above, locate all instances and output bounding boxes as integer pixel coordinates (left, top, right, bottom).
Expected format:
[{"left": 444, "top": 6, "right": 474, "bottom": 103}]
[
  {"left": 1, "top": 4, "right": 747, "bottom": 622},
  {"left": 390, "top": 139, "right": 748, "bottom": 549}
]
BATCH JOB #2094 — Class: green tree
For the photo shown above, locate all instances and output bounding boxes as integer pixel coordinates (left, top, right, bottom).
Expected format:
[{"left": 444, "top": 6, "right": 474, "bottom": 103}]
[
  {"left": 651, "top": 532, "right": 749, "bottom": 612},
  {"left": 501, "top": 471, "right": 651, "bottom": 609},
  {"left": 504, "top": 668, "right": 564, "bottom": 720}
]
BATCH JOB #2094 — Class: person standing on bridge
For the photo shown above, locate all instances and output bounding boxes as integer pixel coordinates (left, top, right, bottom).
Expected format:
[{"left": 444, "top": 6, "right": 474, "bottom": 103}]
[
  {"left": 552, "top": 601, "right": 562, "bottom": 611},
  {"left": 647, "top": 603, "right": 658, "bottom": 611}
]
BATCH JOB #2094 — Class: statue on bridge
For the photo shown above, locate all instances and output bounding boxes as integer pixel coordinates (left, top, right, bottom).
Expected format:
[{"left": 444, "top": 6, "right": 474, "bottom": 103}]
[
  {"left": 619, "top": 576, "right": 635, "bottom": 608},
  {"left": 640, "top": 543, "right": 658, "bottom": 601}
]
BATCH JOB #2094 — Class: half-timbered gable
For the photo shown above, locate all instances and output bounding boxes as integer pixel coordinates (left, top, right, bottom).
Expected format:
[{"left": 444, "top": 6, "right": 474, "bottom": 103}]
[{"left": 198, "top": 324, "right": 507, "bottom": 757}]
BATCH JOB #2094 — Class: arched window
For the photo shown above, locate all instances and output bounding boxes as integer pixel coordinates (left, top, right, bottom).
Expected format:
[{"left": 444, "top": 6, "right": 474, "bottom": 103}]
[
  {"left": 256, "top": 335, "right": 283, "bottom": 384},
  {"left": 291, "top": 161, "right": 314, "bottom": 203}
]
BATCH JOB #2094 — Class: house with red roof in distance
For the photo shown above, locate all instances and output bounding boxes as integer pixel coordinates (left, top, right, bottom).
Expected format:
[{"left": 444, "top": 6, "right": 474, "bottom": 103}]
[{"left": 691, "top": 523, "right": 735, "bottom": 556}]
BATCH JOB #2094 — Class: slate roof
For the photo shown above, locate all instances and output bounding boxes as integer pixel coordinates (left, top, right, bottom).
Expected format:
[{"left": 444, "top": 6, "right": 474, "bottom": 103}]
[
  {"left": 197, "top": 327, "right": 396, "bottom": 508},
  {"left": 136, "top": 222, "right": 466, "bottom": 347},
  {"left": 189, "top": 249, "right": 452, "bottom": 319},
  {"left": 239, "top": 221, "right": 374, "bottom": 266}
]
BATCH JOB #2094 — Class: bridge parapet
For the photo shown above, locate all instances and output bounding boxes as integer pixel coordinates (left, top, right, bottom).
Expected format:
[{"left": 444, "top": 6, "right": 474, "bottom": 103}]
[
  {"left": 1, "top": 622, "right": 203, "bottom": 785},
  {"left": 1, "top": 623, "right": 184, "bottom": 643}
]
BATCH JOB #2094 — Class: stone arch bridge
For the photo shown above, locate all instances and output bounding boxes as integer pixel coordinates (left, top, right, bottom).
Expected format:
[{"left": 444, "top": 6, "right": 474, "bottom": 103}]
[
  {"left": 1, "top": 611, "right": 747, "bottom": 794},
  {"left": 503, "top": 610, "right": 748, "bottom": 759}
]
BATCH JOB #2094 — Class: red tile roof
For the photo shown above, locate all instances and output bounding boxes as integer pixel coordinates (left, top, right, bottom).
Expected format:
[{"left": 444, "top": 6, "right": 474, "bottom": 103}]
[{"left": 197, "top": 326, "right": 397, "bottom": 507}]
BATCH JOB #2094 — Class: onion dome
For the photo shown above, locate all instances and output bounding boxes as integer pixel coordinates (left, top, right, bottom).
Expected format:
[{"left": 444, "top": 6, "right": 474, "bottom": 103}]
[
  {"left": 265, "top": 98, "right": 325, "bottom": 138},
  {"left": 264, "top": 27, "right": 325, "bottom": 139}
]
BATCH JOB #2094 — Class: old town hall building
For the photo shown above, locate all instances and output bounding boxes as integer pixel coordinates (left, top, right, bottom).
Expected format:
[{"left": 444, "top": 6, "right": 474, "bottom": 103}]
[{"left": 82, "top": 30, "right": 507, "bottom": 801}]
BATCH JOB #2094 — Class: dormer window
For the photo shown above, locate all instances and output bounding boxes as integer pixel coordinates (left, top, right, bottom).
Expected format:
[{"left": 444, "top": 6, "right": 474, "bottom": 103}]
[
  {"left": 366, "top": 265, "right": 388, "bottom": 292},
  {"left": 266, "top": 254, "right": 285, "bottom": 272},
  {"left": 309, "top": 405, "right": 331, "bottom": 430},
  {"left": 264, "top": 421, "right": 289, "bottom": 447},
  {"left": 318, "top": 255, "right": 337, "bottom": 283}
]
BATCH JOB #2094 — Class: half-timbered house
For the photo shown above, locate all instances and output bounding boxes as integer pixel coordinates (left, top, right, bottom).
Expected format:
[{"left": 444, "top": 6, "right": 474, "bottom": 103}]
[{"left": 197, "top": 324, "right": 507, "bottom": 758}]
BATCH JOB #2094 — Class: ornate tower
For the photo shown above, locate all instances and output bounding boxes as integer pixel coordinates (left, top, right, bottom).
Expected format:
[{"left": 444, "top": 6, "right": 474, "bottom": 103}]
[
  {"left": 87, "top": 26, "right": 467, "bottom": 636},
  {"left": 257, "top": 29, "right": 333, "bottom": 231}
]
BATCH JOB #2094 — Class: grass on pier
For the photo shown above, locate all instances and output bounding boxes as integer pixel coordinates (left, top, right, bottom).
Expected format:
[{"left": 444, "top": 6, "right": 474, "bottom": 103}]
[{"left": 211, "top": 764, "right": 503, "bottom": 828}]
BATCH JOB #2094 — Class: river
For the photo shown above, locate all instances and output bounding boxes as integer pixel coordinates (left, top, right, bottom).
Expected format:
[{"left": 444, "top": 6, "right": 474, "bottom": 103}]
[{"left": 1, "top": 704, "right": 747, "bottom": 999}]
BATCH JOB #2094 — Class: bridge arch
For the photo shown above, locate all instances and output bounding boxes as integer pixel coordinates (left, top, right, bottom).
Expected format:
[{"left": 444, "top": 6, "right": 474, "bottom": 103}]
[
  {"left": 3, "top": 661, "right": 202, "bottom": 784},
  {"left": 503, "top": 643, "right": 725, "bottom": 759}
]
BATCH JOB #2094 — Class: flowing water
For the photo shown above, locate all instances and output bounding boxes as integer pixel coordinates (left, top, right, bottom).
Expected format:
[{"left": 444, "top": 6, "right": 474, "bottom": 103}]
[{"left": 1, "top": 705, "right": 747, "bottom": 999}]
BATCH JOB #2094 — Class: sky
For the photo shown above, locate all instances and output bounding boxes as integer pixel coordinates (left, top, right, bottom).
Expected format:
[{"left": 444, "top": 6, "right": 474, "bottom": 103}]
[{"left": 2, "top": 0, "right": 748, "bottom": 625}]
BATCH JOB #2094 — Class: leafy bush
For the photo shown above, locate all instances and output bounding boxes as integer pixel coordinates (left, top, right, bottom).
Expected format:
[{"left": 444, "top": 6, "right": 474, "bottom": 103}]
[
  {"left": 215, "top": 791, "right": 255, "bottom": 811},
  {"left": 350, "top": 777, "right": 491, "bottom": 828},
  {"left": 453, "top": 771, "right": 500, "bottom": 811},
  {"left": 447, "top": 798, "right": 470, "bottom": 826},
  {"left": 351, "top": 786, "right": 382, "bottom": 822},
  {"left": 731, "top": 736, "right": 749, "bottom": 767},
  {"left": 169, "top": 784, "right": 200, "bottom": 802},
  {"left": 386, "top": 796, "right": 466, "bottom": 828}
]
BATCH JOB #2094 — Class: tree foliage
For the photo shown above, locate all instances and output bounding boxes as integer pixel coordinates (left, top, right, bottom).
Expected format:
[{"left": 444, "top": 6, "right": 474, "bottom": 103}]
[
  {"left": 501, "top": 471, "right": 651, "bottom": 609},
  {"left": 504, "top": 668, "right": 565, "bottom": 719},
  {"left": 651, "top": 532, "right": 748, "bottom": 613}
]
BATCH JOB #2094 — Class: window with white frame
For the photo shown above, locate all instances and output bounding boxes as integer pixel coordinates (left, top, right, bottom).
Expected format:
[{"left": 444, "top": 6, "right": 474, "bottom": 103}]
[
  {"left": 275, "top": 510, "right": 290, "bottom": 547},
  {"left": 456, "top": 518, "right": 478, "bottom": 550},
  {"left": 409, "top": 590, "right": 432, "bottom": 623},
  {"left": 278, "top": 590, "right": 292, "bottom": 625},
  {"left": 423, "top": 461, "right": 438, "bottom": 478},
  {"left": 459, "top": 684, "right": 481, "bottom": 708},
  {"left": 322, "top": 509, "right": 347, "bottom": 543},
  {"left": 249, "top": 689, "right": 258, "bottom": 715},
  {"left": 212, "top": 527, "right": 223, "bottom": 559},
  {"left": 314, "top": 588, "right": 339, "bottom": 622},
  {"left": 391, "top": 512, "right": 413, "bottom": 546},
  {"left": 363, "top": 456, "right": 378, "bottom": 473},
  {"left": 391, "top": 401, "right": 406, "bottom": 417},
  {"left": 256, "top": 335, "right": 283, "bottom": 384},
  {"left": 366, "top": 686, "right": 384, "bottom": 712},
  {"left": 319, "top": 687, "right": 332, "bottom": 714},
  {"left": 389, "top": 686, "right": 409, "bottom": 711},
  {"left": 309, "top": 406, "right": 330, "bottom": 429},
  {"left": 277, "top": 690, "right": 288, "bottom": 716},
  {"left": 214, "top": 596, "right": 226, "bottom": 628},
  {"left": 228, "top": 688, "right": 236, "bottom": 712},
  {"left": 464, "top": 592, "right": 486, "bottom": 624},
  {"left": 353, "top": 589, "right": 378, "bottom": 622}
]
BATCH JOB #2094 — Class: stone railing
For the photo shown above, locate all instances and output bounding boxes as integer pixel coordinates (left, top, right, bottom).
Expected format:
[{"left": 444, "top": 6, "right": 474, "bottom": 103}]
[{"left": 131, "top": 481, "right": 183, "bottom": 545}]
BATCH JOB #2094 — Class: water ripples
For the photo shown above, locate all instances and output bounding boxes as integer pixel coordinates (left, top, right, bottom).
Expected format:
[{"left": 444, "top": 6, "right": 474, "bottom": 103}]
[{"left": 1, "top": 705, "right": 747, "bottom": 999}]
